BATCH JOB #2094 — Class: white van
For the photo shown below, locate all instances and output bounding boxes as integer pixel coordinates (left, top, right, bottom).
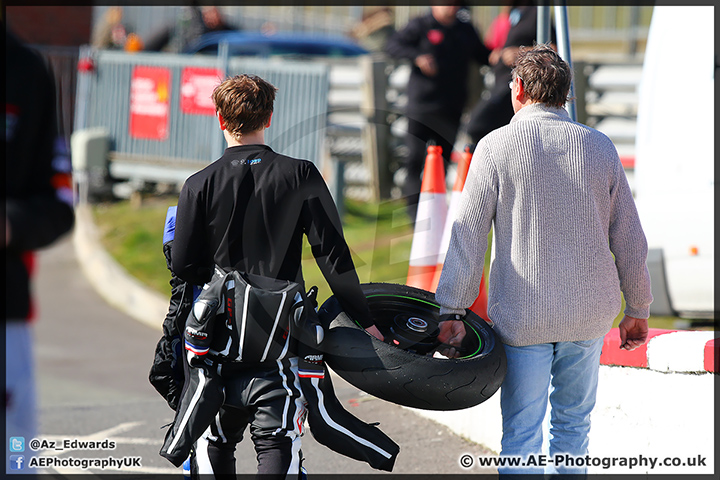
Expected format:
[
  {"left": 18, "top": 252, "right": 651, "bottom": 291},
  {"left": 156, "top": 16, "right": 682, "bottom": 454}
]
[{"left": 633, "top": 6, "right": 714, "bottom": 319}]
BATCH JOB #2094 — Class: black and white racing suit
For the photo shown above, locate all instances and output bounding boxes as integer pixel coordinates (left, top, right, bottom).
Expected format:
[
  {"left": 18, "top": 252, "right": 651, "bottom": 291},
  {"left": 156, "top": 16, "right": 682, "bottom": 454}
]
[{"left": 158, "top": 144, "right": 394, "bottom": 477}]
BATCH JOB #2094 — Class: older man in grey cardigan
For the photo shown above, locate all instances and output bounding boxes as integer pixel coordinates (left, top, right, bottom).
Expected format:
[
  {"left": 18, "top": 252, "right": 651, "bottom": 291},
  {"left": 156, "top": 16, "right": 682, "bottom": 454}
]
[{"left": 435, "top": 44, "right": 652, "bottom": 476}]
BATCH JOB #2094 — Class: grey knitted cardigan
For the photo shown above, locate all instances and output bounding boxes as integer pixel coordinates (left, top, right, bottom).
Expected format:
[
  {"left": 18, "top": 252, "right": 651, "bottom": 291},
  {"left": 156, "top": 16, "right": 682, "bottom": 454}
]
[{"left": 436, "top": 103, "right": 653, "bottom": 346}]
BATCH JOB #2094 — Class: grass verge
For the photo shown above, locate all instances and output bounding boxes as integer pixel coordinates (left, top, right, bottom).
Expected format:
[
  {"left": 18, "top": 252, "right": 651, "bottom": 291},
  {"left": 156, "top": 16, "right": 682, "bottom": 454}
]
[
  {"left": 91, "top": 196, "right": 418, "bottom": 306},
  {"left": 92, "top": 195, "right": 691, "bottom": 330}
]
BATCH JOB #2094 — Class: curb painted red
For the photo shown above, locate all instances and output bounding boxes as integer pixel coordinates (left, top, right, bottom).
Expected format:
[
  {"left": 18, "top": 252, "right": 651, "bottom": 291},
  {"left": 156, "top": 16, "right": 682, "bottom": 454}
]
[
  {"left": 600, "top": 328, "right": 675, "bottom": 368},
  {"left": 704, "top": 339, "right": 718, "bottom": 373}
]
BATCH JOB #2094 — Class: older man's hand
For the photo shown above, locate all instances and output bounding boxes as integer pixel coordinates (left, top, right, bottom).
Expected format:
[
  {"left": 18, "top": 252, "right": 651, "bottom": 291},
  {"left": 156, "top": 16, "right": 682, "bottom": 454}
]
[
  {"left": 438, "top": 314, "right": 466, "bottom": 358},
  {"left": 618, "top": 315, "right": 649, "bottom": 351}
]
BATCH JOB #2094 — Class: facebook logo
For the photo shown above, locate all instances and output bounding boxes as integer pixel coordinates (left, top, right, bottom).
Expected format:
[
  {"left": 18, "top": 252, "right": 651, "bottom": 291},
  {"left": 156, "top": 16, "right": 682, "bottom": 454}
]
[
  {"left": 9, "top": 437, "right": 25, "bottom": 452},
  {"left": 9, "top": 455, "right": 25, "bottom": 470}
]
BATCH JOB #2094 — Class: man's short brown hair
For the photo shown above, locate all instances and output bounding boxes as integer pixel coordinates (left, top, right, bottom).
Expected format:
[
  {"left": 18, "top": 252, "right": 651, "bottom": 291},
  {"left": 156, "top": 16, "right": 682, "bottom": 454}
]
[
  {"left": 212, "top": 74, "right": 277, "bottom": 138},
  {"left": 512, "top": 44, "right": 572, "bottom": 108}
]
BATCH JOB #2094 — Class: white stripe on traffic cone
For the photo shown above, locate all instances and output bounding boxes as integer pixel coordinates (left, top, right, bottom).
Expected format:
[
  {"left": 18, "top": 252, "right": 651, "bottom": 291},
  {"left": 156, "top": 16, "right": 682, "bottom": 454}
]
[
  {"left": 406, "top": 143, "right": 447, "bottom": 291},
  {"left": 431, "top": 145, "right": 472, "bottom": 292}
]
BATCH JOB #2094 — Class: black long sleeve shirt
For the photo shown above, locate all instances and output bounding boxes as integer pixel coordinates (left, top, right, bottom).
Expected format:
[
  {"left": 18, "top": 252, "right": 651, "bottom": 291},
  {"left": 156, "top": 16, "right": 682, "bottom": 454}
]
[
  {"left": 171, "top": 144, "right": 373, "bottom": 328},
  {"left": 385, "top": 10, "right": 490, "bottom": 118}
]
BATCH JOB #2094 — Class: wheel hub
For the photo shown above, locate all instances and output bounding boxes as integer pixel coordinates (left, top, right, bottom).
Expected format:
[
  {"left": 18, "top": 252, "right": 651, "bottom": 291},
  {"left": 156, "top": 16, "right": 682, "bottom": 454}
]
[{"left": 389, "top": 314, "right": 440, "bottom": 355}]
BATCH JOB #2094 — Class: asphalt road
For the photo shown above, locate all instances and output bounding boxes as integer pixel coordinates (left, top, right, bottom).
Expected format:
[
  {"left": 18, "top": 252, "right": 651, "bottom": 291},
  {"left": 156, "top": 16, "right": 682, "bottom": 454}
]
[{"left": 31, "top": 235, "right": 496, "bottom": 477}]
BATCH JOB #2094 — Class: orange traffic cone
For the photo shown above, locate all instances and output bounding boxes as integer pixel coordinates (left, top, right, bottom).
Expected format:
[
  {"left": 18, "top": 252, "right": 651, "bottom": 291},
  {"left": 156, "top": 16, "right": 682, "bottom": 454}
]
[
  {"left": 430, "top": 144, "right": 489, "bottom": 320},
  {"left": 469, "top": 273, "right": 488, "bottom": 320},
  {"left": 406, "top": 143, "right": 447, "bottom": 291},
  {"left": 431, "top": 145, "right": 473, "bottom": 292}
]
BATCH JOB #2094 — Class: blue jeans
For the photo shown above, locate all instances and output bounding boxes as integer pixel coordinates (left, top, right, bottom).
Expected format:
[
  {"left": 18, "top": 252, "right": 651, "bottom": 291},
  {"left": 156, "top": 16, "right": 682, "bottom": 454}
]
[
  {"left": 6, "top": 322, "right": 36, "bottom": 475},
  {"left": 498, "top": 337, "right": 604, "bottom": 477}
]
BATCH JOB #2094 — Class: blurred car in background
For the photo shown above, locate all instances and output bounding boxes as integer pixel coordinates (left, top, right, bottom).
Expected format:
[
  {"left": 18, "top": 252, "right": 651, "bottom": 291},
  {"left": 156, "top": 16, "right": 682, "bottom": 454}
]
[{"left": 184, "top": 31, "right": 369, "bottom": 57}]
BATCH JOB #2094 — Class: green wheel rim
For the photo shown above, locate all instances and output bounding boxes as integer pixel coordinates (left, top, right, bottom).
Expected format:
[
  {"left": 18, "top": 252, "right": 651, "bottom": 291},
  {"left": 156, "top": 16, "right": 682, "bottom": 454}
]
[{"left": 364, "top": 293, "right": 483, "bottom": 359}]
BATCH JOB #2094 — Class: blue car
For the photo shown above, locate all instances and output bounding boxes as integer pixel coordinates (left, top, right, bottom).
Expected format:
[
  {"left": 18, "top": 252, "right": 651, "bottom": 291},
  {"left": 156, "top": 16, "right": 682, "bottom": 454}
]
[{"left": 184, "top": 31, "right": 369, "bottom": 57}]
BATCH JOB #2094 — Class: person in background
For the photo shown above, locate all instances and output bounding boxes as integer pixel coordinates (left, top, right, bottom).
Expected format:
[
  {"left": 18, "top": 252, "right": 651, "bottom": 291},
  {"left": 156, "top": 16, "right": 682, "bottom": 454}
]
[
  {"left": 465, "top": 0, "right": 555, "bottom": 148},
  {"left": 199, "top": 6, "right": 234, "bottom": 34},
  {"left": 384, "top": 2, "right": 490, "bottom": 223},
  {"left": 483, "top": 3, "right": 512, "bottom": 52},
  {"left": 350, "top": 6, "right": 395, "bottom": 53},
  {"left": 5, "top": 25, "right": 75, "bottom": 474},
  {"left": 144, "top": 5, "right": 237, "bottom": 53},
  {"left": 91, "top": 6, "right": 129, "bottom": 50},
  {"left": 435, "top": 44, "right": 652, "bottom": 477}
]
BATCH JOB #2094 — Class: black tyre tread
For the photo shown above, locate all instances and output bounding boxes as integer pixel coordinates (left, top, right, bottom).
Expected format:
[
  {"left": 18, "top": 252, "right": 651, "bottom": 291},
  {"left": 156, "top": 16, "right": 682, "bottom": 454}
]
[{"left": 318, "top": 283, "right": 506, "bottom": 410}]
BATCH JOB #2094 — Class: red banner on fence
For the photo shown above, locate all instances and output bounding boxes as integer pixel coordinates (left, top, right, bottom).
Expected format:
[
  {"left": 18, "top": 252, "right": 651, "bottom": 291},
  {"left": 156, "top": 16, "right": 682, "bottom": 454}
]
[
  {"left": 129, "top": 66, "right": 171, "bottom": 140},
  {"left": 180, "top": 67, "right": 223, "bottom": 115}
]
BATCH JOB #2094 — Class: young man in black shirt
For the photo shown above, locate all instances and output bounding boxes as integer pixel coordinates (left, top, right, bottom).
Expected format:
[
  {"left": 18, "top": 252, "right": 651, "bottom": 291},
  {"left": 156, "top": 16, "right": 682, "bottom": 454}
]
[{"left": 169, "top": 74, "right": 383, "bottom": 477}]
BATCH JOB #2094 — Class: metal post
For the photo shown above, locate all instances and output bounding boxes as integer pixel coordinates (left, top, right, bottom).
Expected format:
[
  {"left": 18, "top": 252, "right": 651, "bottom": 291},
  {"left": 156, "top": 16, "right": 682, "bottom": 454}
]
[
  {"left": 554, "top": 1, "right": 577, "bottom": 121},
  {"left": 211, "top": 40, "right": 231, "bottom": 162},
  {"left": 537, "top": 2, "right": 552, "bottom": 45},
  {"left": 360, "top": 56, "right": 392, "bottom": 201},
  {"left": 333, "top": 160, "right": 345, "bottom": 221},
  {"left": 573, "top": 61, "right": 588, "bottom": 125},
  {"left": 218, "top": 39, "right": 230, "bottom": 78},
  {"left": 629, "top": 6, "right": 640, "bottom": 57}
]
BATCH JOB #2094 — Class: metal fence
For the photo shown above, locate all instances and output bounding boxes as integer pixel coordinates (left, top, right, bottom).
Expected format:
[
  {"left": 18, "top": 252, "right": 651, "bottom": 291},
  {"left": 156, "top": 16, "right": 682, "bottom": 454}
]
[{"left": 74, "top": 48, "right": 330, "bottom": 183}]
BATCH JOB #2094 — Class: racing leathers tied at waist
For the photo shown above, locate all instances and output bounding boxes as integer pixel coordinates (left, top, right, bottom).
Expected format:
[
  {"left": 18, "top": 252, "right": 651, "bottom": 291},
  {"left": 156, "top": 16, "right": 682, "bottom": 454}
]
[{"left": 151, "top": 207, "right": 399, "bottom": 471}]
